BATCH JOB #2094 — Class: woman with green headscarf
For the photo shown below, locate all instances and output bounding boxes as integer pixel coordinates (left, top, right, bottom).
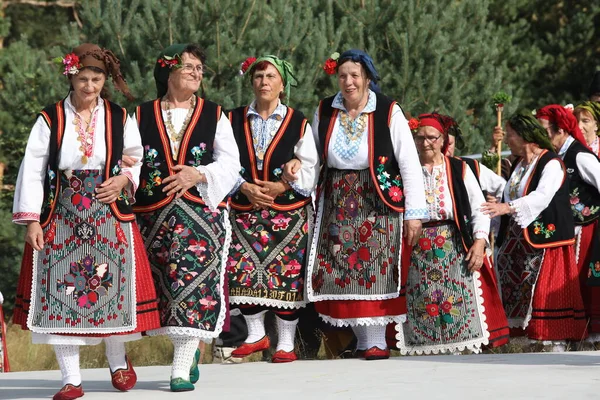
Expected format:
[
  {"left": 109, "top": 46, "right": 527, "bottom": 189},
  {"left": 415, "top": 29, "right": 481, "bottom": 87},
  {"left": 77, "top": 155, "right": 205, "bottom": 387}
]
[
  {"left": 575, "top": 101, "right": 600, "bottom": 156},
  {"left": 226, "top": 55, "right": 319, "bottom": 363},
  {"left": 481, "top": 114, "right": 586, "bottom": 350},
  {"left": 132, "top": 43, "right": 241, "bottom": 391}
]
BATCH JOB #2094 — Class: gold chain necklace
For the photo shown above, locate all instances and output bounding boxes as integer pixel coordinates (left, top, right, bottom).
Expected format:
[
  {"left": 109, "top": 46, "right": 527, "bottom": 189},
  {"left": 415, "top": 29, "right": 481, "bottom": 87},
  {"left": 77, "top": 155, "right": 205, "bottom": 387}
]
[{"left": 164, "top": 95, "right": 196, "bottom": 144}]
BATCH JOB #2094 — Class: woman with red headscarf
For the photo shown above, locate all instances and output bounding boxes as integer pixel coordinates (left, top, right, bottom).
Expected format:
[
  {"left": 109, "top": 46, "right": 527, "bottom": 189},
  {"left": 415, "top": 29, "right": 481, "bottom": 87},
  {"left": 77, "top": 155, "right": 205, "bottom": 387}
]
[
  {"left": 482, "top": 113, "right": 586, "bottom": 350},
  {"left": 537, "top": 104, "right": 600, "bottom": 343},
  {"left": 396, "top": 113, "right": 508, "bottom": 355}
]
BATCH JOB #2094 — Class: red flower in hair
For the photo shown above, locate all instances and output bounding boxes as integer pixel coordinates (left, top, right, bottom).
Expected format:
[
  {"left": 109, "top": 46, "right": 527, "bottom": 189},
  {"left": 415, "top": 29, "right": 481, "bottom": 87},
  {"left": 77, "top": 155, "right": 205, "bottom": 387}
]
[
  {"left": 323, "top": 58, "right": 337, "bottom": 75},
  {"left": 56, "top": 52, "right": 82, "bottom": 75},
  {"left": 240, "top": 57, "right": 257, "bottom": 74},
  {"left": 157, "top": 55, "right": 181, "bottom": 69},
  {"left": 408, "top": 118, "right": 420, "bottom": 131}
]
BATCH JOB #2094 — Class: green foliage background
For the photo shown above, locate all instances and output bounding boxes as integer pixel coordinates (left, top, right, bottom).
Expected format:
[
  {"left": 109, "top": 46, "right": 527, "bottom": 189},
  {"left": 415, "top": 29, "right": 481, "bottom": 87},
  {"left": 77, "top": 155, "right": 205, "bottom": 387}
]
[{"left": 0, "top": 0, "right": 598, "bottom": 313}]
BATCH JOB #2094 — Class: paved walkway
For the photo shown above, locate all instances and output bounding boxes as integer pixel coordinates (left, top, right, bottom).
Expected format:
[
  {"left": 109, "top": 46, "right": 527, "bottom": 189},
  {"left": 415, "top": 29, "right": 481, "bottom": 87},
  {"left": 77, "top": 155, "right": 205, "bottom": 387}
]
[{"left": 1, "top": 351, "right": 599, "bottom": 399}]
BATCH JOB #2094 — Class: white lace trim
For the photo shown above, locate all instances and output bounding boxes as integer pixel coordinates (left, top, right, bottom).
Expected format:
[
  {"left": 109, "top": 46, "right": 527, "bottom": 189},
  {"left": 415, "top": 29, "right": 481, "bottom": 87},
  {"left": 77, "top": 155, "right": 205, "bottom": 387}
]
[
  {"left": 521, "top": 249, "right": 546, "bottom": 330},
  {"left": 574, "top": 226, "right": 583, "bottom": 265},
  {"left": 511, "top": 197, "right": 536, "bottom": 229},
  {"left": 319, "top": 314, "right": 406, "bottom": 328},
  {"left": 31, "top": 332, "right": 142, "bottom": 346},
  {"left": 146, "top": 209, "right": 231, "bottom": 343},
  {"left": 306, "top": 179, "right": 404, "bottom": 302},
  {"left": 27, "top": 225, "right": 138, "bottom": 335},
  {"left": 229, "top": 297, "right": 307, "bottom": 309},
  {"left": 196, "top": 165, "right": 226, "bottom": 212},
  {"left": 395, "top": 270, "right": 490, "bottom": 355}
]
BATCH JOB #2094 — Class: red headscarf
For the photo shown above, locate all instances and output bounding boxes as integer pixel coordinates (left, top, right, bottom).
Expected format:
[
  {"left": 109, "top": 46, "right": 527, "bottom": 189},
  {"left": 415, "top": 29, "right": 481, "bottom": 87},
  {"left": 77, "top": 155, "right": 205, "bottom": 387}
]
[
  {"left": 536, "top": 104, "right": 589, "bottom": 149},
  {"left": 417, "top": 113, "right": 456, "bottom": 155}
]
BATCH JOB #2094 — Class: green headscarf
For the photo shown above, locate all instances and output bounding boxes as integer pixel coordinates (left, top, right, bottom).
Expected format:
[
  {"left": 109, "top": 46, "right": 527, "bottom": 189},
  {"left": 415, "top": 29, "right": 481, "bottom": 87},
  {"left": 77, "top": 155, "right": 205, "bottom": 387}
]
[
  {"left": 507, "top": 113, "right": 555, "bottom": 151},
  {"left": 575, "top": 101, "right": 600, "bottom": 124},
  {"left": 154, "top": 43, "right": 187, "bottom": 98},
  {"left": 247, "top": 55, "right": 298, "bottom": 102}
]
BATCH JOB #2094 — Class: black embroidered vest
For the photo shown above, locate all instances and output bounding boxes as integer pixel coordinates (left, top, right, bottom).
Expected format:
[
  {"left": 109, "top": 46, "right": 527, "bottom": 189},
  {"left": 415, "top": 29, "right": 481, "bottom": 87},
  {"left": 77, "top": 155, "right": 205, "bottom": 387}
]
[
  {"left": 228, "top": 106, "right": 311, "bottom": 211},
  {"left": 133, "top": 97, "right": 225, "bottom": 212},
  {"left": 562, "top": 140, "right": 600, "bottom": 226},
  {"left": 498, "top": 150, "right": 575, "bottom": 249},
  {"left": 39, "top": 99, "right": 133, "bottom": 228},
  {"left": 318, "top": 93, "right": 405, "bottom": 212},
  {"left": 459, "top": 157, "right": 481, "bottom": 186},
  {"left": 446, "top": 157, "right": 476, "bottom": 252}
]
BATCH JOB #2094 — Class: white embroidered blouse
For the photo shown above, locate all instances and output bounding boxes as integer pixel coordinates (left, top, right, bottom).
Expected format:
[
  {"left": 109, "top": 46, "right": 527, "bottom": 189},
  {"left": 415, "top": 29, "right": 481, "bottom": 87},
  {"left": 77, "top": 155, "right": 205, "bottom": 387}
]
[{"left": 13, "top": 95, "right": 142, "bottom": 224}]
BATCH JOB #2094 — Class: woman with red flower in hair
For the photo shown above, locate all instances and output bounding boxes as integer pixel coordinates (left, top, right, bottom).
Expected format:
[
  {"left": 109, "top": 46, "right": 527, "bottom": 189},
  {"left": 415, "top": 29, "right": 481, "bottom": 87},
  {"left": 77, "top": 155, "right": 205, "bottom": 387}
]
[
  {"left": 397, "top": 113, "right": 508, "bottom": 355},
  {"left": 11, "top": 43, "right": 160, "bottom": 399},
  {"left": 482, "top": 113, "right": 586, "bottom": 351},
  {"left": 299, "top": 49, "right": 428, "bottom": 360},
  {"left": 537, "top": 104, "right": 600, "bottom": 345},
  {"left": 226, "top": 55, "right": 319, "bottom": 363}
]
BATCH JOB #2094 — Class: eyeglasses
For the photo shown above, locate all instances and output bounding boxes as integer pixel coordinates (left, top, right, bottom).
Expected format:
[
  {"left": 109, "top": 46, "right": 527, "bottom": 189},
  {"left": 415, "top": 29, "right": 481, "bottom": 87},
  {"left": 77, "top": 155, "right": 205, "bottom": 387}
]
[
  {"left": 414, "top": 134, "right": 442, "bottom": 144},
  {"left": 181, "top": 64, "right": 204, "bottom": 75}
]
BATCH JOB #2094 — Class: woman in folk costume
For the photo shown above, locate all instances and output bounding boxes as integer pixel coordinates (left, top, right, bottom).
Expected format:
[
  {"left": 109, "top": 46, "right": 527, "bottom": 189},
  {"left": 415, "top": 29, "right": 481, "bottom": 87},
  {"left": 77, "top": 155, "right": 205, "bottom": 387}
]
[
  {"left": 396, "top": 113, "right": 508, "bottom": 355},
  {"left": 226, "top": 56, "right": 319, "bottom": 363},
  {"left": 537, "top": 104, "right": 600, "bottom": 342},
  {"left": 574, "top": 101, "right": 600, "bottom": 157},
  {"left": 482, "top": 113, "right": 587, "bottom": 351},
  {"left": 133, "top": 43, "right": 240, "bottom": 391},
  {"left": 306, "top": 49, "right": 428, "bottom": 360},
  {"left": 11, "top": 43, "right": 160, "bottom": 400}
]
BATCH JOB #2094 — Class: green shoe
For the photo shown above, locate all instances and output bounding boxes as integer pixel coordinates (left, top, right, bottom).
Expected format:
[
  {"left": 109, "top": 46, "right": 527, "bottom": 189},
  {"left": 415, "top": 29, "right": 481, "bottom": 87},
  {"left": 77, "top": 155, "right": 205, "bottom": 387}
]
[
  {"left": 170, "top": 377, "right": 195, "bottom": 392},
  {"left": 189, "top": 349, "right": 200, "bottom": 384}
]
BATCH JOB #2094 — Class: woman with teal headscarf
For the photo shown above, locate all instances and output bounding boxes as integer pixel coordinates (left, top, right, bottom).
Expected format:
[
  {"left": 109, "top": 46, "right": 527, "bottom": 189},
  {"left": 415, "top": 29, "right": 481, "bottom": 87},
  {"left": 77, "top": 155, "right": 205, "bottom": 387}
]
[
  {"left": 226, "top": 55, "right": 319, "bottom": 363},
  {"left": 132, "top": 43, "right": 241, "bottom": 391}
]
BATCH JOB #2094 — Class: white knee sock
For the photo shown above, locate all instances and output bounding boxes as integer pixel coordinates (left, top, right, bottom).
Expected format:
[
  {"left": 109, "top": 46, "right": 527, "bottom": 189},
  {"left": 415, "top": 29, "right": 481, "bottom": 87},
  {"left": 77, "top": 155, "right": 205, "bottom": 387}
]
[
  {"left": 104, "top": 337, "right": 127, "bottom": 371},
  {"left": 352, "top": 325, "right": 369, "bottom": 350},
  {"left": 364, "top": 325, "right": 388, "bottom": 350},
  {"left": 170, "top": 335, "right": 201, "bottom": 380},
  {"left": 243, "top": 310, "right": 267, "bottom": 343},
  {"left": 275, "top": 316, "right": 298, "bottom": 352},
  {"left": 54, "top": 345, "right": 82, "bottom": 386}
]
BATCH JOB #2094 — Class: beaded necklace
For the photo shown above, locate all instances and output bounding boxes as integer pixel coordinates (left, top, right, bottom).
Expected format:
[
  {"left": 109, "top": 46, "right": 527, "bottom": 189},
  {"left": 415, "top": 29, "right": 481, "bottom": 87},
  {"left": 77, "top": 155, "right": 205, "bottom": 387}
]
[
  {"left": 73, "top": 102, "right": 99, "bottom": 165},
  {"left": 339, "top": 112, "right": 367, "bottom": 143},
  {"left": 508, "top": 154, "right": 539, "bottom": 200}
]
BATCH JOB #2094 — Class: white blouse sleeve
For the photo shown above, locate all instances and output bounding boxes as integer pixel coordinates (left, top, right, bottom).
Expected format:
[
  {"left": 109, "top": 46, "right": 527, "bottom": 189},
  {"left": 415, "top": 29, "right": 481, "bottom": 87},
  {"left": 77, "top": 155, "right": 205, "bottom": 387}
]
[
  {"left": 312, "top": 107, "right": 322, "bottom": 157},
  {"left": 463, "top": 166, "right": 490, "bottom": 240},
  {"left": 120, "top": 115, "right": 144, "bottom": 204},
  {"left": 195, "top": 112, "right": 242, "bottom": 211},
  {"left": 288, "top": 122, "right": 320, "bottom": 196},
  {"left": 511, "top": 159, "right": 564, "bottom": 228},
  {"left": 479, "top": 163, "right": 506, "bottom": 200},
  {"left": 12, "top": 116, "right": 51, "bottom": 224},
  {"left": 389, "top": 104, "right": 428, "bottom": 220},
  {"left": 576, "top": 152, "right": 600, "bottom": 191}
]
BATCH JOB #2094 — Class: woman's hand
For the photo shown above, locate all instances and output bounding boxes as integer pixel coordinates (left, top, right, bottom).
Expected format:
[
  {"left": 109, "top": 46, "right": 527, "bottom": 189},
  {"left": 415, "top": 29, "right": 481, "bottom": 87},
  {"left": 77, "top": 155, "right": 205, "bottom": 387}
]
[
  {"left": 26, "top": 221, "right": 44, "bottom": 251},
  {"left": 121, "top": 155, "right": 137, "bottom": 168},
  {"left": 162, "top": 165, "right": 205, "bottom": 198},
  {"left": 255, "top": 179, "right": 289, "bottom": 199},
  {"left": 240, "top": 182, "right": 275, "bottom": 210},
  {"left": 403, "top": 219, "right": 423, "bottom": 247},
  {"left": 465, "top": 238, "right": 486, "bottom": 272},
  {"left": 96, "top": 175, "right": 130, "bottom": 204},
  {"left": 282, "top": 159, "right": 301, "bottom": 184},
  {"left": 491, "top": 126, "right": 504, "bottom": 148},
  {"left": 481, "top": 202, "right": 511, "bottom": 218}
]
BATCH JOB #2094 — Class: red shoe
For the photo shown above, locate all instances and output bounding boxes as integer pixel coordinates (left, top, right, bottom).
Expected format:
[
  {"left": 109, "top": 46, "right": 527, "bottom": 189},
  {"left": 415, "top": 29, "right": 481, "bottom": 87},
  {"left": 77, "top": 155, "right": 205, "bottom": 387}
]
[
  {"left": 110, "top": 356, "right": 137, "bottom": 391},
  {"left": 231, "top": 336, "right": 270, "bottom": 358},
  {"left": 53, "top": 384, "right": 84, "bottom": 400},
  {"left": 364, "top": 346, "right": 390, "bottom": 360},
  {"left": 271, "top": 350, "right": 297, "bottom": 363}
]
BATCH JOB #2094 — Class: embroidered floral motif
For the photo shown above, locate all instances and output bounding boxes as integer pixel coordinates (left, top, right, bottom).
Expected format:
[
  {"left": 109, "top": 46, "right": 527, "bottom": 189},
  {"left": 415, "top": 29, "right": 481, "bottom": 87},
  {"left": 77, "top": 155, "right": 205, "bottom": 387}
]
[
  {"left": 188, "top": 143, "right": 207, "bottom": 167},
  {"left": 272, "top": 164, "right": 296, "bottom": 200},
  {"left": 588, "top": 261, "right": 600, "bottom": 279},
  {"left": 570, "top": 187, "right": 600, "bottom": 221},
  {"left": 112, "top": 160, "right": 122, "bottom": 176},
  {"left": 57, "top": 255, "right": 113, "bottom": 309},
  {"left": 533, "top": 219, "right": 556, "bottom": 238},
  {"left": 46, "top": 167, "right": 57, "bottom": 209},
  {"left": 141, "top": 146, "right": 162, "bottom": 196},
  {"left": 376, "top": 156, "right": 403, "bottom": 203}
]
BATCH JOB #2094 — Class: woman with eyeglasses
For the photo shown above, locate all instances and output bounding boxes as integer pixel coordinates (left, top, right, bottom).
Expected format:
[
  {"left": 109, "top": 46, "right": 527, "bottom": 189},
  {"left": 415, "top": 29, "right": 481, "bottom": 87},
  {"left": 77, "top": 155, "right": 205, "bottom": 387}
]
[
  {"left": 132, "top": 43, "right": 241, "bottom": 391},
  {"left": 396, "top": 113, "right": 508, "bottom": 355}
]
